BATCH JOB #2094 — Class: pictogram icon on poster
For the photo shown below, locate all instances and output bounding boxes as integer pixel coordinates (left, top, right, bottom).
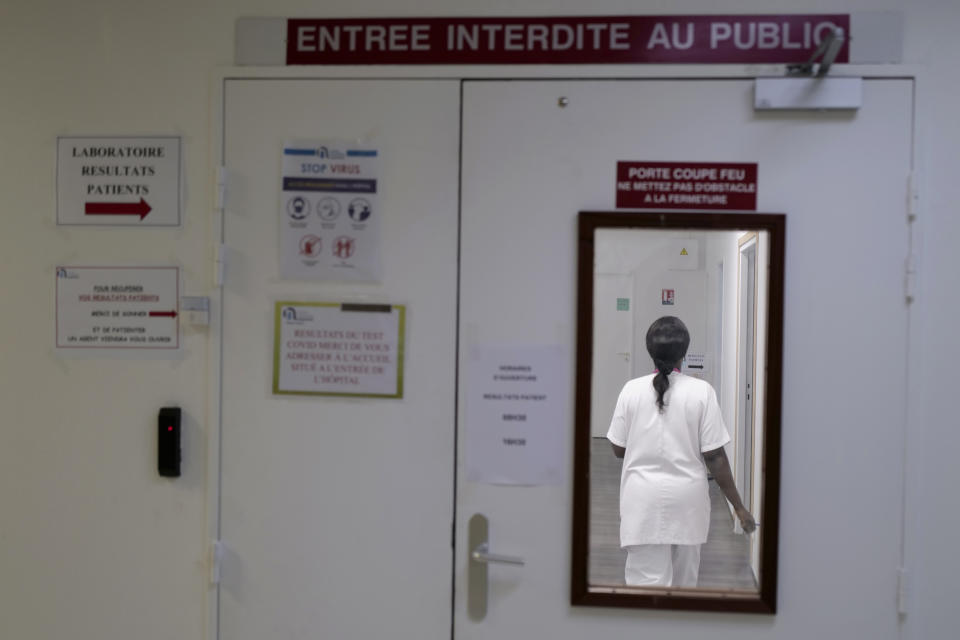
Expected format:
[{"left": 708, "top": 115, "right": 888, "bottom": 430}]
[
  {"left": 299, "top": 234, "right": 322, "bottom": 257},
  {"left": 333, "top": 236, "right": 356, "bottom": 259},
  {"left": 317, "top": 196, "right": 341, "bottom": 221},
  {"left": 287, "top": 196, "right": 310, "bottom": 220},
  {"left": 348, "top": 198, "right": 372, "bottom": 222}
]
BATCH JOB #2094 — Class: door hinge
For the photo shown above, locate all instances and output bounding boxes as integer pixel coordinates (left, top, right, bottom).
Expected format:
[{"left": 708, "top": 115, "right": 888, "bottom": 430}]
[
  {"left": 905, "top": 172, "right": 919, "bottom": 306},
  {"left": 904, "top": 254, "right": 917, "bottom": 306},
  {"left": 215, "top": 244, "right": 228, "bottom": 287},
  {"left": 897, "top": 567, "right": 909, "bottom": 616},
  {"left": 216, "top": 167, "right": 229, "bottom": 211},
  {"left": 210, "top": 539, "right": 224, "bottom": 585},
  {"left": 907, "top": 171, "right": 920, "bottom": 222}
]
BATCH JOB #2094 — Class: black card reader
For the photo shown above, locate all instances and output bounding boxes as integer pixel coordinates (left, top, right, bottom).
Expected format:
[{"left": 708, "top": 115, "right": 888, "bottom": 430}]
[{"left": 158, "top": 407, "right": 181, "bottom": 477}]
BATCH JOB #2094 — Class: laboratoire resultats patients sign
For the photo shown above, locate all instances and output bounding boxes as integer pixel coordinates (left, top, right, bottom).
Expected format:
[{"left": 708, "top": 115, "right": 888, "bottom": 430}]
[
  {"left": 57, "top": 137, "right": 181, "bottom": 226},
  {"left": 286, "top": 15, "right": 849, "bottom": 65}
]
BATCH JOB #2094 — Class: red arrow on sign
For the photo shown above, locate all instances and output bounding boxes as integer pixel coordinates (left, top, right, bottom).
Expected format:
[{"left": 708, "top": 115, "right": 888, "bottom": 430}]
[
  {"left": 149, "top": 310, "right": 178, "bottom": 318},
  {"left": 84, "top": 198, "right": 152, "bottom": 220}
]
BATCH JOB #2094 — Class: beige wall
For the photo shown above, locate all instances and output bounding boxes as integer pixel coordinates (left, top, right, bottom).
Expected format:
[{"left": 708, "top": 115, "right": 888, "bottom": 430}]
[{"left": 1, "top": 1, "right": 957, "bottom": 639}]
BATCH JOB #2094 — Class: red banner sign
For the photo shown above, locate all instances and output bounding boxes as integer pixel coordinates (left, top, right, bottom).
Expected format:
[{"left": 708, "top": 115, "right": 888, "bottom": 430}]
[
  {"left": 286, "top": 15, "right": 849, "bottom": 65},
  {"left": 616, "top": 162, "right": 758, "bottom": 210}
]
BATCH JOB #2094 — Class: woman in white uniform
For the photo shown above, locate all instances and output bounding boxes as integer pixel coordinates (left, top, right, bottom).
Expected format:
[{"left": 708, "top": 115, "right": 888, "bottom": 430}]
[{"left": 607, "top": 316, "right": 756, "bottom": 587}]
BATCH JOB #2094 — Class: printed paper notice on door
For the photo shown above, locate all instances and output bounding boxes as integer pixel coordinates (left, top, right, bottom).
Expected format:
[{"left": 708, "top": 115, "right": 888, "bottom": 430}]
[
  {"left": 465, "top": 345, "right": 566, "bottom": 485},
  {"left": 55, "top": 266, "right": 179, "bottom": 349},
  {"left": 273, "top": 302, "right": 404, "bottom": 398},
  {"left": 279, "top": 140, "right": 381, "bottom": 282}
]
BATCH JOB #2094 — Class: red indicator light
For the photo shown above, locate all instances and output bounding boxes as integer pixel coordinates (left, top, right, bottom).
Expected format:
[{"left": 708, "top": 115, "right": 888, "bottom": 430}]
[{"left": 167, "top": 426, "right": 173, "bottom": 432}]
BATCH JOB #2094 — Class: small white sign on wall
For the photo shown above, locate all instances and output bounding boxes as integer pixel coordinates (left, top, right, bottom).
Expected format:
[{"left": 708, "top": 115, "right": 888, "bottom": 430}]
[
  {"left": 56, "top": 266, "right": 180, "bottom": 349},
  {"left": 684, "top": 352, "right": 708, "bottom": 374},
  {"left": 279, "top": 140, "right": 381, "bottom": 282},
  {"left": 56, "top": 136, "right": 182, "bottom": 226}
]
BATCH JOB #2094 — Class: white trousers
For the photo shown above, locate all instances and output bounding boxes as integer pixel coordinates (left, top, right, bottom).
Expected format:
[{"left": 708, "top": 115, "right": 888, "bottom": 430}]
[{"left": 624, "top": 544, "right": 701, "bottom": 587}]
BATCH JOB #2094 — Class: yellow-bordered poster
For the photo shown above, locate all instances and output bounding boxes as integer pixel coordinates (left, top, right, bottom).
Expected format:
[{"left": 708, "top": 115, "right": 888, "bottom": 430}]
[{"left": 272, "top": 301, "right": 404, "bottom": 398}]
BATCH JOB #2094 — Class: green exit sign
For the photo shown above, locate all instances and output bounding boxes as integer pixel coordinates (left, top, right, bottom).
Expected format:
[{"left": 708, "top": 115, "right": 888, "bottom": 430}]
[{"left": 617, "top": 298, "right": 630, "bottom": 311}]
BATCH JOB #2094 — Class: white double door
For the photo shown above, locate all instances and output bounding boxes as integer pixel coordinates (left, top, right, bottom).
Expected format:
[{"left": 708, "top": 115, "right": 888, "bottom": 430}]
[{"left": 220, "top": 77, "right": 912, "bottom": 639}]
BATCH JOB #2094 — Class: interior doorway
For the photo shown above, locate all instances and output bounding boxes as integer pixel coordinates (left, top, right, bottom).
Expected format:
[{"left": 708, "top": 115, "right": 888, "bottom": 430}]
[{"left": 736, "top": 232, "right": 758, "bottom": 536}]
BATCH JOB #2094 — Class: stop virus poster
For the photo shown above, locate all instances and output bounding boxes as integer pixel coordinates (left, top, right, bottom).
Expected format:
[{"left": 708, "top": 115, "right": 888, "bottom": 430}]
[{"left": 279, "top": 139, "right": 381, "bottom": 282}]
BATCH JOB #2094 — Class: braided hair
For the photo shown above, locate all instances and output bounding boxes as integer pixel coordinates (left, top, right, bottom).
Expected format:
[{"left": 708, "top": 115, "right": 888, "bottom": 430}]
[{"left": 645, "top": 316, "right": 690, "bottom": 413}]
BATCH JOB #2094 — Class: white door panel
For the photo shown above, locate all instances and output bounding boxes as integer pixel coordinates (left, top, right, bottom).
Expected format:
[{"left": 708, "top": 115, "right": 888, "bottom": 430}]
[
  {"left": 456, "top": 79, "right": 910, "bottom": 638},
  {"left": 218, "top": 76, "right": 912, "bottom": 639},
  {"left": 220, "top": 79, "right": 459, "bottom": 640}
]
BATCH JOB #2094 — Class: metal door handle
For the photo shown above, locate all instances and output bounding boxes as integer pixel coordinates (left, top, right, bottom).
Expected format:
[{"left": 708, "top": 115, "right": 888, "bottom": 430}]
[
  {"left": 468, "top": 514, "right": 523, "bottom": 621},
  {"left": 471, "top": 542, "right": 525, "bottom": 566}
]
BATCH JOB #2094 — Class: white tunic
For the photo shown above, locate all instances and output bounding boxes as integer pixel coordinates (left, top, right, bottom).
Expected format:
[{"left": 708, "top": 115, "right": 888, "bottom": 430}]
[{"left": 606, "top": 372, "right": 730, "bottom": 546}]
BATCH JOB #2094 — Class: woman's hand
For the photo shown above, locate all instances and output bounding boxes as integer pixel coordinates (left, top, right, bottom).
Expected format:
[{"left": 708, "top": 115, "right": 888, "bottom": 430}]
[
  {"left": 735, "top": 507, "right": 757, "bottom": 534},
  {"left": 703, "top": 448, "right": 759, "bottom": 535}
]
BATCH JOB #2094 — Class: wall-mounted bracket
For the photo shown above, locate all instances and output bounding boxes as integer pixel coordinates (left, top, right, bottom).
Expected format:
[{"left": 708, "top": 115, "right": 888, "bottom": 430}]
[{"left": 787, "top": 27, "right": 845, "bottom": 77}]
